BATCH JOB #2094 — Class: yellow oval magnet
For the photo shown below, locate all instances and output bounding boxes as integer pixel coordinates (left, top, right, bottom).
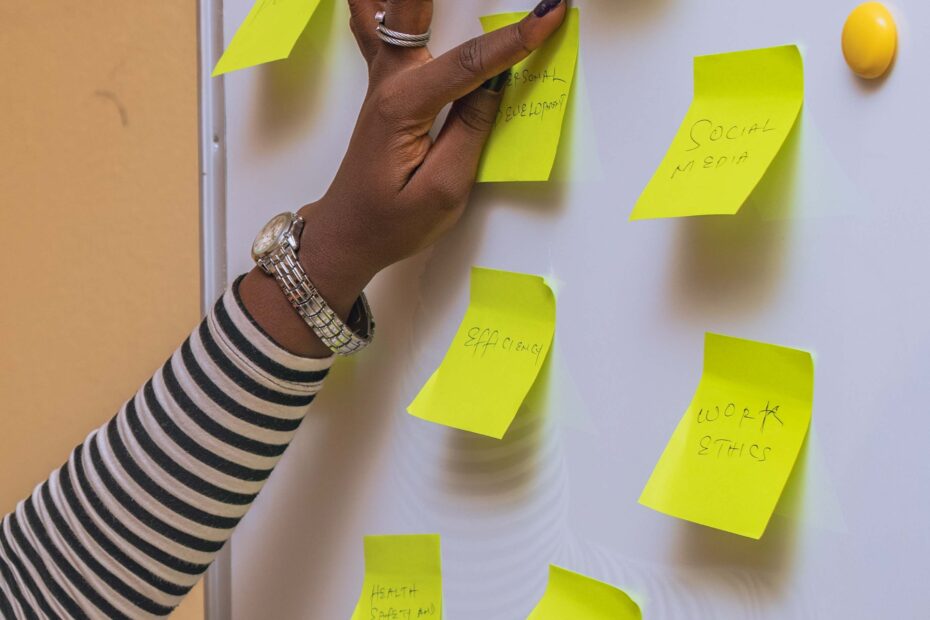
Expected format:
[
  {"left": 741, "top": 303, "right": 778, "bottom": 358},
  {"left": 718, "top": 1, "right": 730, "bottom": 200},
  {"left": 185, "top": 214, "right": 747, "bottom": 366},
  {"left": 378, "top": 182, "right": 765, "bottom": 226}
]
[{"left": 842, "top": 2, "right": 897, "bottom": 79}]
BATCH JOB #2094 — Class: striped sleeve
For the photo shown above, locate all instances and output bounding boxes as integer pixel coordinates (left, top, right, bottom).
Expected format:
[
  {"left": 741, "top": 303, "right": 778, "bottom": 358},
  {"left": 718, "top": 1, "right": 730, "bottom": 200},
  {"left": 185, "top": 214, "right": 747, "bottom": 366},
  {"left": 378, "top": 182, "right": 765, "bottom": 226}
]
[{"left": 0, "top": 274, "right": 334, "bottom": 619}]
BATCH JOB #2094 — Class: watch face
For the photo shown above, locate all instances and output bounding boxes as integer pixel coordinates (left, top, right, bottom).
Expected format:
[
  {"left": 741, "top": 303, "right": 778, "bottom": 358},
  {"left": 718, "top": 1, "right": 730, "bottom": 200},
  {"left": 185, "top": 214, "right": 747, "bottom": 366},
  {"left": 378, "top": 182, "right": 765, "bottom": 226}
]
[{"left": 252, "top": 213, "right": 292, "bottom": 258}]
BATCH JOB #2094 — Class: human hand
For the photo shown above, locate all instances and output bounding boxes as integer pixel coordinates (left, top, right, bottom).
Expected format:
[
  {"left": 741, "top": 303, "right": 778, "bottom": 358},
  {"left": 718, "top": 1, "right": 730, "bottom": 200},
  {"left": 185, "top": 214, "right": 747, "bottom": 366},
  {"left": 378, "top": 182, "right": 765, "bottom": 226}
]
[
  {"left": 242, "top": 0, "right": 568, "bottom": 357},
  {"left": 298, "top": 0, "right": 569, "bottom": 313}
]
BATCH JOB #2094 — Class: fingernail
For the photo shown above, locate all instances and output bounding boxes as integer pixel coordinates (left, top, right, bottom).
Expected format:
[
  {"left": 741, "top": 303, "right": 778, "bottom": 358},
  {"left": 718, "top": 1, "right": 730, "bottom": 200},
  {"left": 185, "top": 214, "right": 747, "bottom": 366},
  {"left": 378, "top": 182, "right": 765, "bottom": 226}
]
[
  {"left": 482, "top": 69, "right": 512, "bottom": 93},
  {"left": 533, "top": 0, "right": 563, "bottom": 18}
]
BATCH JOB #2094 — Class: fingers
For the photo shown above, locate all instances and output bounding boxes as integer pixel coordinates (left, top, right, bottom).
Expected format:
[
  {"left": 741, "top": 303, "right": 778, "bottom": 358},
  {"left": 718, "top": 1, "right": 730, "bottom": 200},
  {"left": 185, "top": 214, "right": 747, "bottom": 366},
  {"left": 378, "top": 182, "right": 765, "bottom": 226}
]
[
  {"left": 401, "top": 0, "right": 567, "bottom": 116},
  {"left": 404, "top": 76, "right": 508, "bottom": 203},
  {"left": 383, "top": 0, "right": 433, "bottom": 37},
  {"left": 348, "top": 0, "right": 380, "bottom": 64},
  {"left": 373, "top": 0, "right": 434, "bottom": 66}
]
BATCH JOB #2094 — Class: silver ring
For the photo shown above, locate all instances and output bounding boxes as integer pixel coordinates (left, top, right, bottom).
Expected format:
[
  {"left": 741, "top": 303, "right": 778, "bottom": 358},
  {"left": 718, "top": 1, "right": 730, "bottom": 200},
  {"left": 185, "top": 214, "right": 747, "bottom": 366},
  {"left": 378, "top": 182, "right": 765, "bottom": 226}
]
[{"left": 375, "top": 10, "right": 431, "bottom": 48}]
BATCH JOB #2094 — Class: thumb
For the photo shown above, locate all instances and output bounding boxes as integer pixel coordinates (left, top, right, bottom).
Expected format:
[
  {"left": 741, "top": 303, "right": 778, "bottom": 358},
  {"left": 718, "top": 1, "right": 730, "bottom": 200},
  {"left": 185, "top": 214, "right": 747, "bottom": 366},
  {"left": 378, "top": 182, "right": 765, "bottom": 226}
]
[{"left": 404, "top": 71, "right": 509, "bottom": 201}]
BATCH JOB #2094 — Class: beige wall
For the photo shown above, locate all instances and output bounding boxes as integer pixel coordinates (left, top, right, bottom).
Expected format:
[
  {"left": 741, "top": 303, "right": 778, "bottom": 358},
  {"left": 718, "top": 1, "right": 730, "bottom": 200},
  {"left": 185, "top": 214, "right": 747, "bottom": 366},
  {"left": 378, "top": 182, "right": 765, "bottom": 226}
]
[{"left": 0, "top": 2, "right": 204, "bottom": 617}]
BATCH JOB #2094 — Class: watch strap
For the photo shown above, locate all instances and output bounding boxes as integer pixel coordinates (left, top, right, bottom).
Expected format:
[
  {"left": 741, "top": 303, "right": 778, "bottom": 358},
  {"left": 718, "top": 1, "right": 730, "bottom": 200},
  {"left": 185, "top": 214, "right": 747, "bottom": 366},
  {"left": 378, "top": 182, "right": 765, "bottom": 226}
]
[{"left": 260, "top": 245, "right": 374, "bottom": 356}]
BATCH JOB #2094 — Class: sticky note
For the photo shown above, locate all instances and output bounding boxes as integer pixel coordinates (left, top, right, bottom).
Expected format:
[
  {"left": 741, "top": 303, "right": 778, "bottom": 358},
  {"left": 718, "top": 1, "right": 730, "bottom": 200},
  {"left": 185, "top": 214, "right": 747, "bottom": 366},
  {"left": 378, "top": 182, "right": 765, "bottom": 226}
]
[
  {"left": 630, "top": 45, "right": 804, "bottom": 219},
  {"left": 528, "top": 566, "right": 641, "bottom": 619},
  {"left": 351, "top": 534, "right": 442, "bottom": 620},
  {"left": 213, "top": 0, "right": 323, "bottom": 76},
  {"left": 640, "top": 333, "right": 813, "bottom": 539},
  {"left": 408, "top": 267, "right": 556, "bottom": 439},
  {"left": 476, "top": 9, "right": 580, "bottom": 183}
]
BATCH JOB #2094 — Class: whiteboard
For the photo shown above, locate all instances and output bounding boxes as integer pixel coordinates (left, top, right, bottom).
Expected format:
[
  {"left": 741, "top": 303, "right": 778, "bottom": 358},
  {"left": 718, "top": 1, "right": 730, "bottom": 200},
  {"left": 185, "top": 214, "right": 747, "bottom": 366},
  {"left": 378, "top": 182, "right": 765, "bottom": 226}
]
[{"left": 208, "top": 0, "right": 930, "bottom": 617}]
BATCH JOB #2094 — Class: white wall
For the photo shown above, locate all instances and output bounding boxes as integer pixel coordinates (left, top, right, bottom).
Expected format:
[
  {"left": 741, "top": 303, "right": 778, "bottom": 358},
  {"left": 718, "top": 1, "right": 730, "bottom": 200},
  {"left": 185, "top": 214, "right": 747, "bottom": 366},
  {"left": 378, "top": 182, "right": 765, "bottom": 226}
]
[{"left": 217, "top": 1, "right": 930, "bottom": 617}]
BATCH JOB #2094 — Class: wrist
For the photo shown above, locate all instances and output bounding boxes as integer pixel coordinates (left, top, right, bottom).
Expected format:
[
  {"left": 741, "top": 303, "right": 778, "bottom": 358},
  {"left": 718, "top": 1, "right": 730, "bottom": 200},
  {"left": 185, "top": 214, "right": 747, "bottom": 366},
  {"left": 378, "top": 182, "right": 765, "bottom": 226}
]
[
  {"left": 239, "top": 204, "right": 377, "bottom": 359},
  {"left": 296, "top": 200, "right": 377, "bottom": 317},
  {"left": 240, "top": 267, "right": 334, "bottom": 358}
]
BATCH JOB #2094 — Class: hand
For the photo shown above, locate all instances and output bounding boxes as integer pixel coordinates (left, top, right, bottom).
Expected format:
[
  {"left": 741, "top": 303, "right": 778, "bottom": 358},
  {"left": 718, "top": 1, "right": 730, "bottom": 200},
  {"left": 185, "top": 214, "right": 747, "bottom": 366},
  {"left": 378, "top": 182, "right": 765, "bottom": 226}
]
[
  {"left": 242, "top": 0, "right": 568, "bottom": 357},
  {"left": 301, "top": 0, "right": 568, "bottom": 304}
]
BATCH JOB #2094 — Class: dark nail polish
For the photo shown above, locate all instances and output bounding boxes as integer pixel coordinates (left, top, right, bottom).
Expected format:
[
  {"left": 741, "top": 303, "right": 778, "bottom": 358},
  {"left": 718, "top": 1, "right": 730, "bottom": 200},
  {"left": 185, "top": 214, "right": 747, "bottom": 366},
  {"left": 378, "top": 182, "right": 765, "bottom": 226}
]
[
  {"left": 533, "top": 0, "right": 563, "bottom": 18},
  {"left": 482, "top": 69, "right": 512, "bottom": 93}
]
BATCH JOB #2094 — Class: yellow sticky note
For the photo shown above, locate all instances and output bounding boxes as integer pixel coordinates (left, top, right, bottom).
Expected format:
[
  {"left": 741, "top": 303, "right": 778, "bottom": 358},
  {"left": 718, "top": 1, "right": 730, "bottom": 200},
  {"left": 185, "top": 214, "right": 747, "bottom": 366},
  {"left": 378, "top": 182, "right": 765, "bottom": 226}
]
[
  {"left": 630, "top": 45, "right": 804, "bottom": 219},
  {"left": 351, "top": 534, "right": 442, "bottom": 620},
  {"left": 640, "top": 333, "right": 813, "bottom": 539},
  {"left": 213, "top": 0, "right": 323, "bottom": 76},
  {"left": 528, "top": 566, "right": 641, "bottom": 620},
  {"left": 408, "top": 267, "right": 556, "bottom": 439},
  {"left": 476, "top": 9, "right": 580, "bottom": 183}
]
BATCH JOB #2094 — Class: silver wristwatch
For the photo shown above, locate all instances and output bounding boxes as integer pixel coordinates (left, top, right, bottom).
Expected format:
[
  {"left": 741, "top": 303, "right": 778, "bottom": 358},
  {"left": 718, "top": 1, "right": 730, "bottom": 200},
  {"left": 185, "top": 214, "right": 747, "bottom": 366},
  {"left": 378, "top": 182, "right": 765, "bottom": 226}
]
[{"left": 251, "top": 212, "right": 374, "bottom": 355}]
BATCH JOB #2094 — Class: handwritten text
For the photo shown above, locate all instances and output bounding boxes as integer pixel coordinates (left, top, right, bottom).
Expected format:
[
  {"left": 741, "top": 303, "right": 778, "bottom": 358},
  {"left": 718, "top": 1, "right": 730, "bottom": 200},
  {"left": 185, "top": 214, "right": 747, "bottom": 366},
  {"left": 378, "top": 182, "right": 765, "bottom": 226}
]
[{"left": 463, "top": 326, "right": 544, "bottom": 365}]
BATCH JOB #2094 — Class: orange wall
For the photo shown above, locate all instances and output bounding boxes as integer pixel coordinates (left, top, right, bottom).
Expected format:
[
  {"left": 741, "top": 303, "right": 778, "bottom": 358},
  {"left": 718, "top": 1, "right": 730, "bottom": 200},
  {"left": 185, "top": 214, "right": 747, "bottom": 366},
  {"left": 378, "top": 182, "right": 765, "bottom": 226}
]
[{"left": 0, "top": 2, "right": 204, "bottom": 617}]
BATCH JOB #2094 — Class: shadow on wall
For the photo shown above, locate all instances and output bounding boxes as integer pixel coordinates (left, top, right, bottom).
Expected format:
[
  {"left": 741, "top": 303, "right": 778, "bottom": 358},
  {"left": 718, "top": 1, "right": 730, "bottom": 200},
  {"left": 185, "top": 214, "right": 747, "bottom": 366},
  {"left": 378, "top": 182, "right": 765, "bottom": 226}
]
[
  {"left": 665, "top": 115, "right": 802, "bottom": 323},
  {"left": 671, "top": 431, "right": 810, "bottom": 610},
  {"left": 253, "top": 0, "right": 340, "bottom": 150},
  {"left": 441, "top": 352, "right": 553, "bottom": 506}
]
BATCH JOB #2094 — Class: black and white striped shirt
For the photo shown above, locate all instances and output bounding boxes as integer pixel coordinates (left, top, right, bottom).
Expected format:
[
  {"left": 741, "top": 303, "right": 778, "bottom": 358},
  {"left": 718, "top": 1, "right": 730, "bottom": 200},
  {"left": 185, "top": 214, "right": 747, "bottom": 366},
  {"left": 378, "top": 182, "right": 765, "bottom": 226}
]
[{"left": 0, "top": 275, "right": 333, "bottom": 618}]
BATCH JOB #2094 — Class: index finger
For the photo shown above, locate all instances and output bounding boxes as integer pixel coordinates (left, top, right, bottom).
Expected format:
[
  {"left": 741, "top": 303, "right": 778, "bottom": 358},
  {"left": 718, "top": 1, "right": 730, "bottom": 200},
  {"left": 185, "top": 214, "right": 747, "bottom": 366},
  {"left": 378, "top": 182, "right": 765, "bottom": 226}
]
[
  {"left": 400, "top": 0, "right": 567, "bottom": 116},
  {"left": 348, "top": 0, "right": 381, "bottom": 63}
]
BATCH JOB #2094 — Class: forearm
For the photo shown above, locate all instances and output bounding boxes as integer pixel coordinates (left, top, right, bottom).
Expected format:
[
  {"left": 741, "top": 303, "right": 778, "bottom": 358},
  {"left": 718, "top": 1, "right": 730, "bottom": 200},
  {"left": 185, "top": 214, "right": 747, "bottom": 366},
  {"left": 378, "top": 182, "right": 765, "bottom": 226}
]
[
  {"left": 0, "top": 276, "right": 332, "bottom": 618},
  {"left": 0, "top": 0, "right": 570, "bottom": 612}
]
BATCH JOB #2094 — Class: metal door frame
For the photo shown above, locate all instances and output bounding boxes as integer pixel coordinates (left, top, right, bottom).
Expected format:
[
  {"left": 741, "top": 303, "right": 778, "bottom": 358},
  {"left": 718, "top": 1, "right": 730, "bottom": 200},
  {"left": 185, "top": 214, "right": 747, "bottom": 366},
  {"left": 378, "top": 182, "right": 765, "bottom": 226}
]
[{"left": 198, "top": 0, "right": 231, "bottom": 617}]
